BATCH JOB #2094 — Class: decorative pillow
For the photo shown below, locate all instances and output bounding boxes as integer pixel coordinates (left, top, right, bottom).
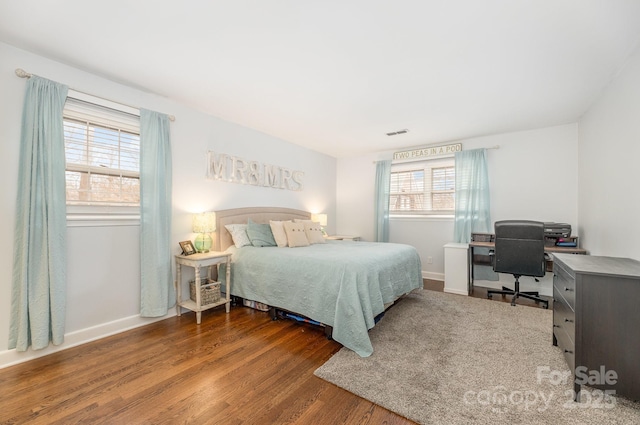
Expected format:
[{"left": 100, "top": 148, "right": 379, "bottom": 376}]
[
  {"left": 304, "top": 222, "right": 326, "bottom": 244},
  {"left": 283, "top": 222, "right": 310, "bottom": 247},
  {"left": 224, "top": 223, "right": 251, "bottom": 248},
  {"left": 247, "top": 219, "right": 277, "bottom": 247},
  {"left": 269, "top": 220, "right": 291, "bottom": 248},
  {"left": 293, "top": 219, "right": 314, "bottom": 224}
]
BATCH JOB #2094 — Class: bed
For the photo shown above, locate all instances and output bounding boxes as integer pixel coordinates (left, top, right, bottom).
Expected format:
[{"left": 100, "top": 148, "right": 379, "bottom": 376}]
[{"left": 214, "top": 207, "right": 423, "bottom": 357}]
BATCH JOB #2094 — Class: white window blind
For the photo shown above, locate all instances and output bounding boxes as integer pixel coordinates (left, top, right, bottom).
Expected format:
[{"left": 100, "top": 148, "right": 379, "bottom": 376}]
[
  {"left": 431, "top": 165, "right": 455, "bottom": 210},
  {"left": 63, "top": 96, "right": 141, "bottom": 206},
  {"left": 390, "top": 156, "right": 455, "bottom": 215},
  {"left": 390, "top": 168, "right": 425, "bottom": 211}
]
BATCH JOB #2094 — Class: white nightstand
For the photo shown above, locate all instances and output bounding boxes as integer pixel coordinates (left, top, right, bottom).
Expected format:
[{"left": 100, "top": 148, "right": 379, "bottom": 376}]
[
  {"left": 175, "top": 251, "right": 231, "bottom": 324},
  {"left": 325, "top": 235, "right": 361, "bottom": 241}
]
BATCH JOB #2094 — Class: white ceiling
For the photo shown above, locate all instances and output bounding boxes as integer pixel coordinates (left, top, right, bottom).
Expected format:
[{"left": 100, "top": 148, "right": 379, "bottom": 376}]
[{"left": 1, "top": 1, "right": 640, "bottom": 158}]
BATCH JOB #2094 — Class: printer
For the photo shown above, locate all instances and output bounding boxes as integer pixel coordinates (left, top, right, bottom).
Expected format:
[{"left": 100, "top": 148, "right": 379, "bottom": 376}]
[{"left": 543, "top": 222, "right": 571, "bottom": 238}]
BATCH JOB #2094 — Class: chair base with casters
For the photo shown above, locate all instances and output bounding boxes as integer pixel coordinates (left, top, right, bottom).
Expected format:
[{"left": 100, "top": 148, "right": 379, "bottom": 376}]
[{"left": 487, "top": 274, "right": 549, "bottom": 309}]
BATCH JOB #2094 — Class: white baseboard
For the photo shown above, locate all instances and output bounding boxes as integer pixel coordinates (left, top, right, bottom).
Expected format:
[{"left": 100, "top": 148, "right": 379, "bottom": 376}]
[
  {"left": 422, "top": 271, "right": 444, "bottom": 281},
  {"left": 444, "top": 287, "right": 469, "bottom": 296},
  {"left": 0, "top": 312, "right": 174, "bottom": 369}
]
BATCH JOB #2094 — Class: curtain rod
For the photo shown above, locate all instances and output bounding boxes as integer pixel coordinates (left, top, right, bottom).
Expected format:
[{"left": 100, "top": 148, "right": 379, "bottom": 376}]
[{"left": 15, "top": 68, "right": 175, "bottom": 122}]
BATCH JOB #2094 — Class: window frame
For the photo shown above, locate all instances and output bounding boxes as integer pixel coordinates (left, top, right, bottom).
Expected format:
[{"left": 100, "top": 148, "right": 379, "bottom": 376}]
[
  {"left": 389, "top": 155, "right": 456, "bottom": 218},
  {"left": 63, "top": 90, "right": 142, "bottom": 227}
]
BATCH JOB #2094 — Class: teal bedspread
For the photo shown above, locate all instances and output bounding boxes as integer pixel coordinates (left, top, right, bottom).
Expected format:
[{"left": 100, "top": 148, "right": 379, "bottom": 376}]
[{"left": 219, "top": 240, "right": 422, "bottom": 357}]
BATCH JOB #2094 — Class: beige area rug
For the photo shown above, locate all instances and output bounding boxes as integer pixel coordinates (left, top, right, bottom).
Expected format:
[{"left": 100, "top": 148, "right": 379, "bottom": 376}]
[{"left": 314, "top": 289, "right": 640, "bottom": 424}]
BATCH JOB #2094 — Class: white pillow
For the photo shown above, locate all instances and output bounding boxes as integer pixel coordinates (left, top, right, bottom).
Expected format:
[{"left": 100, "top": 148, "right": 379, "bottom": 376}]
[
  {"left": 269, "top": 220, "right": 291, "bottom": 248},
  {"left": 283, "top": 222, "right": 310, "bottom": 247},
  {"left": 304, "top": 222, "right": 326, "bottom": 244},
  {"left": 224, "top": 223, "right": 251, "bottom": 248}
]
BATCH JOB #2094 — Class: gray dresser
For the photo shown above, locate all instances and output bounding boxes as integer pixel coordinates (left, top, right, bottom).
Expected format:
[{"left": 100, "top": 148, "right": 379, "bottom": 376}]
[{"left": 552, "top": 253, "right": 640, "bottom": 401}]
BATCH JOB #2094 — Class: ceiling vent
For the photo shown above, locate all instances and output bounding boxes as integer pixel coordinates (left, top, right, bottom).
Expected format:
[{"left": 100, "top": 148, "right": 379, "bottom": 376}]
[{"left": 386, "top": 129, "right": 409, "bottom": 136}]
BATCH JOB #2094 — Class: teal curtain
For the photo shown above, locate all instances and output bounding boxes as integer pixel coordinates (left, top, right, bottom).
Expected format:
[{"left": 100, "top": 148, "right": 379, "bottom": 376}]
[
  {"left": 140, "top": 109, "right": 175, "bottom": 316},
  {"left": 9, "top": 76, "right": 69, "bottom": 351},
  {"left": 374, "top": 160, "right": 392, "bottom": 242},
  {"left": 453, "top": 149, "right": 491, "bottom": 243}
]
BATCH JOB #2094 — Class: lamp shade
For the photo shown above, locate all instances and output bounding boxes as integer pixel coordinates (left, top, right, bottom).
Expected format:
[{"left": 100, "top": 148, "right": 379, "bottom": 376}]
[
  {"left": 192, "top": 212, "right": 216, "bottom": 233},
  {"left": 311, "top": 213, "right": 327, "bottom": 227}
]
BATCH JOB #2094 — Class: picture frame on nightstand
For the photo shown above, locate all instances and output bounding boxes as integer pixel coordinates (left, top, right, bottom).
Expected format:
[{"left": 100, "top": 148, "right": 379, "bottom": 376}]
[{"left": 179, "top": 240, "right": 196, "bottom": 256}]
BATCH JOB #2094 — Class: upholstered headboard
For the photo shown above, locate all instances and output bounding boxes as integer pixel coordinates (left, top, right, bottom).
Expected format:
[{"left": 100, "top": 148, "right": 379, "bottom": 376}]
[{"left": 214, "top": 207, "right": 311, "bottom": 251}]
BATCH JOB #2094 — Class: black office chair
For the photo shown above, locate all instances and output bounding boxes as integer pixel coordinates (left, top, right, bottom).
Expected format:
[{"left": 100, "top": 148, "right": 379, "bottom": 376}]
[{"left": 487, "top": 220, "right": 549, "bottom": 308}]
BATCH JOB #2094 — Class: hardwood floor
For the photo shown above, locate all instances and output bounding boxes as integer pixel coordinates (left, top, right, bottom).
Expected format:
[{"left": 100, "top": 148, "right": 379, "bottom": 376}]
[
  {"left": 0, "top": 305, "right": 414, "bottom": 424},
  {"left": 0, "top": 281, "right": 550, "bottom": 424},
  {"left": 424, "top": 278, "right": 553, "bottom": 308}
]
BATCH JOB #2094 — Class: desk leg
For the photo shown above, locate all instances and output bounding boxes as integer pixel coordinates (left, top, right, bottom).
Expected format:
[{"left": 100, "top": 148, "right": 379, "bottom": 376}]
[
  {"left": 176, "top": 262, "right": 182, "bottom": 317},
  {"left": 468, "top": 246, "right": 474, "bottom": 294},
  {"left": 225, "top": 257, "right": 231, "bottom": 313}
]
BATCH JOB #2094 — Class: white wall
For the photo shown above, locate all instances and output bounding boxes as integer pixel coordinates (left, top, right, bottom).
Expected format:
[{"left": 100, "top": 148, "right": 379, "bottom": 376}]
[
  {"left": 0, "top": 42, "right": 336, "bottom": 367},
  {"left": 578, "top": 42, "right": 640, "bottom": 260},
  {"left": 336, "top": 124, "right": 579, "bottom": 284}
]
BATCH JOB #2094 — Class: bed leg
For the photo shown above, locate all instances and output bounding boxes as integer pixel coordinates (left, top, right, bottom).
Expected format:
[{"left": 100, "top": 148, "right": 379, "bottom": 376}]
[
  {"left": 324, "top": 325, "right": 333, "bottom": 340},
  {"left": 269, "top": 307, "right": 278, "bottom": 321}
]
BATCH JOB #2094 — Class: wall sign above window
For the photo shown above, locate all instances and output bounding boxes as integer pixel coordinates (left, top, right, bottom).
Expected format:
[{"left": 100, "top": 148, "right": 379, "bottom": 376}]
[
  {"left": 393, "top": 143, "right": 462, "bottom": 162},
  {"left": 206, "top": 151, "right": 304, "bottom": 191}
]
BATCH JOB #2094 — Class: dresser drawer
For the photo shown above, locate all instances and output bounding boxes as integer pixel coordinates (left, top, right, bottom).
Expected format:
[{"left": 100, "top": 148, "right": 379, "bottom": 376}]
[
  {"left": 553, "top": 286, "right": 575, "bottom": 342},
  {"left": 553, "top": 264, "right": 575, "bottom": 309},
  {"left": 554, "top": 326, "right": 575, "bottom": 374}
]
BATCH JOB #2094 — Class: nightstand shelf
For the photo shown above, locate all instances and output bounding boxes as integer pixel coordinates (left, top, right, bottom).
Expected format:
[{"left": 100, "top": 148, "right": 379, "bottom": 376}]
[
  {"left": 179, "top": 298, "right": 228, "bottom": 312},
  {"left": 175, "top": 251, "right": 232, "bottom": 324},
  {"left": 325, "top": 235, "right": 361, "bottom": 241}
]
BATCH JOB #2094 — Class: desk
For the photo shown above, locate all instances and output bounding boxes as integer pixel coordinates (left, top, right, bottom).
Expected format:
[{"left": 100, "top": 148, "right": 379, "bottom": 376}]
[{"left": 468, "top": 241, "right": 586, "bottom": 293}]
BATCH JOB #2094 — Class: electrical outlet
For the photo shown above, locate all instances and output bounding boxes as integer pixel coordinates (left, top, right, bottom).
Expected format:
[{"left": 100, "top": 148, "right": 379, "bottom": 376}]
[{"left": 427, "top": 256, "right": 433, "bottom": 264}]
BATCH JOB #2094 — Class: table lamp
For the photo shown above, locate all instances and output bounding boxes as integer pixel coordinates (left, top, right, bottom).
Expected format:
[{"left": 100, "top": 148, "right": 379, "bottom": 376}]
[
  {"left": 193, "top": 212, "right": 216, "bottom": 253},
  {"left": 311, "top": 213, "right": 328, "bottom": 236}
]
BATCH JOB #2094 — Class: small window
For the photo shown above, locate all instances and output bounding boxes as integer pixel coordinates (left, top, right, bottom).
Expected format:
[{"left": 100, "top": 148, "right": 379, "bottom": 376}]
[
  {"left": 390, "top": 157, "right": 455, "bottom": 215},
  {"left": 63, "top": 96, "right": 140, "bottom": 207}
]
